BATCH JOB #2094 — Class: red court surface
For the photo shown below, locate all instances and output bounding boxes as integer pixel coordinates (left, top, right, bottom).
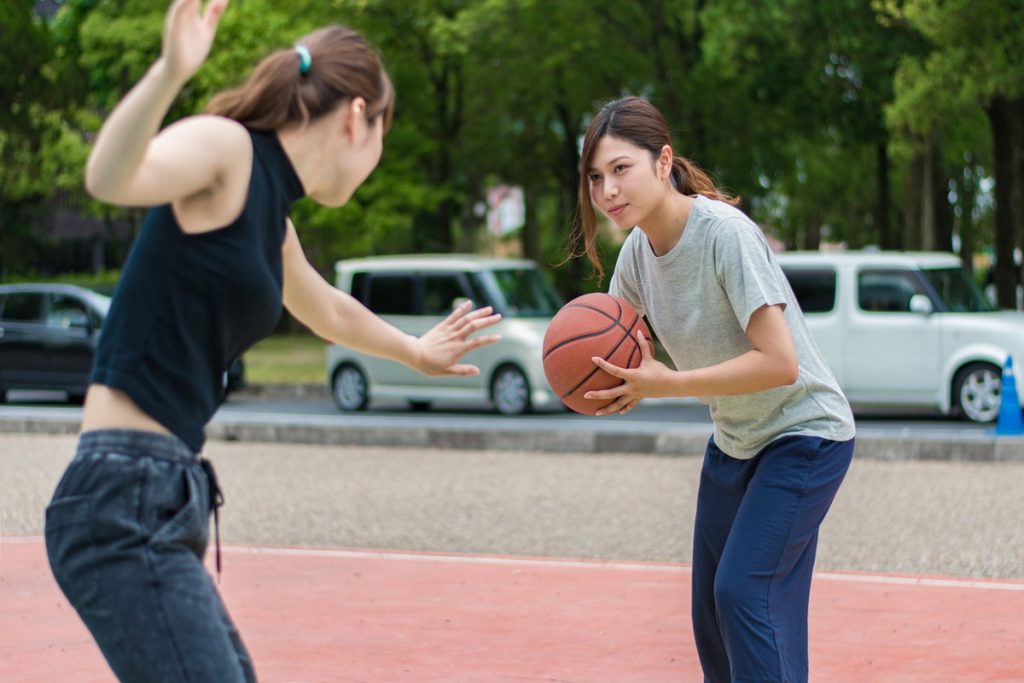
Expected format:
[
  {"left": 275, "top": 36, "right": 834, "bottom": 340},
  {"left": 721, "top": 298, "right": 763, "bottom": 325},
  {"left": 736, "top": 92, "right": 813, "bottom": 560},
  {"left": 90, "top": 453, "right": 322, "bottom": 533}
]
[{"left": 2, "top": 537, "right": 1022, "bottom": 682}]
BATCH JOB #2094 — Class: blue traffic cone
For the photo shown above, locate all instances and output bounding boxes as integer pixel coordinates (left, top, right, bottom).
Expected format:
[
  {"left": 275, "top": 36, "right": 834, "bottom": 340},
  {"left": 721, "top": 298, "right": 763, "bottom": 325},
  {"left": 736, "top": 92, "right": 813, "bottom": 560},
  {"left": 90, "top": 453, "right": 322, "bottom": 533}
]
[{"left": 994, "top": 356, "right": 1024, "bottom": 435}]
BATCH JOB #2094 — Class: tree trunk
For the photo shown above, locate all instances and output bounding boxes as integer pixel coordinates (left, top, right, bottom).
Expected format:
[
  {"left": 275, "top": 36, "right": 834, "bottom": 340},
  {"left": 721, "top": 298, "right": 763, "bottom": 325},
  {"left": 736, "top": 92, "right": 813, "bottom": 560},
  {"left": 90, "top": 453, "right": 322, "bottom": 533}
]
[
  {"left": 804, "top": 218, "right": 822, "bottom": 251},
  {"left": 920, "top": 140, "right": 937, "bottom": 250},
  {"left": 932, "top": 146, "right": 954, "bottom": 253},
  {"left": 986, "top": 97, "right": 1016, "bottom": 308},
  {"left": 875, "top": 141, "right": 892, "bottom": 249},
  {"left": 1011, "top": 97, "right": 1024, "bottom": 292},
  {"left": 522, "top": 183, "right": 540, "bottom": 262},
  {"left": 958, "top": 157, "right": 978, "bottom": 276},
  {"left": 903, "top": 151, "right": 924, "bottom": 251}
]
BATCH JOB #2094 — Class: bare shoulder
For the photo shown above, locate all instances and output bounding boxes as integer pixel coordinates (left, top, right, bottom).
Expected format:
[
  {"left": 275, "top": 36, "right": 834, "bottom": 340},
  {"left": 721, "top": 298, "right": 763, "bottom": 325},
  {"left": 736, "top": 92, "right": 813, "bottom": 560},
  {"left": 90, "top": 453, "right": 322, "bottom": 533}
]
[
  {"left": 159, "top": 115, "right": 251, "bottom": 159},
  {"left": 166, "top": 116, "right": 254, "bottom": 233}
]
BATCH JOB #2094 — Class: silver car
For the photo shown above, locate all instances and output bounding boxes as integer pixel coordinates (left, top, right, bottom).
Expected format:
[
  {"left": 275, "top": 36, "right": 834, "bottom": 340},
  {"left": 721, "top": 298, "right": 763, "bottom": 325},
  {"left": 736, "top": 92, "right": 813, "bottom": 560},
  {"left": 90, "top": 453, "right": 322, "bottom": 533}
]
[{"left": 326, "top": 255, "right": 564, "bottom": 415}]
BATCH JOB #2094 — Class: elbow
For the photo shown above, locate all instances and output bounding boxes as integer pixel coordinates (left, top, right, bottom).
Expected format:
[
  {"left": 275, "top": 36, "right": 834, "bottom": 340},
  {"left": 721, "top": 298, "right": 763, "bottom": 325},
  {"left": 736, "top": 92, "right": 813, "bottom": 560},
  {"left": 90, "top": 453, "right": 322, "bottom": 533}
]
[
  {"left": 83, "top": 161, "right": 111, "bottom": 203},
  {"left": 83, "top": 154, "right": 124, "bottom": 204},
  {"left": 778, "top": 358, "right": 800, "bottom": 387}
]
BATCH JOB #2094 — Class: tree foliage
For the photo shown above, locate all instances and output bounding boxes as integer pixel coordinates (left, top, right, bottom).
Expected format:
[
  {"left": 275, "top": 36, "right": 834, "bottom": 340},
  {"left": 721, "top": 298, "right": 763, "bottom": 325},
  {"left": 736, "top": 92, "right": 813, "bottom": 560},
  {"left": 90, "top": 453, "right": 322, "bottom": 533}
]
[{"left": 5, "top": 0, "right": 1023, "bottom": 301}]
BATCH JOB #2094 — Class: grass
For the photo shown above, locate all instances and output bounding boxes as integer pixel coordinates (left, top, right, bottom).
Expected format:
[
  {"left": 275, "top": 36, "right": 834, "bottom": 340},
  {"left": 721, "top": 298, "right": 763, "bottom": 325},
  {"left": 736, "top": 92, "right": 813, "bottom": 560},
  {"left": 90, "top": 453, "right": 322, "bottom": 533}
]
[{"left": 243, "top": 334, "right": 328, "bottom": 384}]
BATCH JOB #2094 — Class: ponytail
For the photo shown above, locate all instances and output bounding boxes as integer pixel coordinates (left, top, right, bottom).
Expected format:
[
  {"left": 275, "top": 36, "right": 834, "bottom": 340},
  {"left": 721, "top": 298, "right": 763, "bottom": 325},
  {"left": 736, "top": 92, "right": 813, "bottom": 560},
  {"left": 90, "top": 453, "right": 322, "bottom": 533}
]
[
  {"left": 670, "top": 155, "right": 738, "bottom": 205},
  {"left": 206, "top": 25, "right": 394, "bottom": 132}
]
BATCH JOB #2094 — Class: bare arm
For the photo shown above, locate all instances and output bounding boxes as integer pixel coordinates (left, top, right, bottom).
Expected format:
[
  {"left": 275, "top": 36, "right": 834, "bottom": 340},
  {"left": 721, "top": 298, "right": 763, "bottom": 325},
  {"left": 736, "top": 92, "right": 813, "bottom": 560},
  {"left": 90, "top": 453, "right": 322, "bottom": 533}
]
[
  {"left": 84, "top": 0, "right": 230, "bottom": 206},
  {"left": 281, "top": 222, "right": 502, "bottom": 376},
  {"left": 587, "top": 304, "right": 799, "bottom": 415}
]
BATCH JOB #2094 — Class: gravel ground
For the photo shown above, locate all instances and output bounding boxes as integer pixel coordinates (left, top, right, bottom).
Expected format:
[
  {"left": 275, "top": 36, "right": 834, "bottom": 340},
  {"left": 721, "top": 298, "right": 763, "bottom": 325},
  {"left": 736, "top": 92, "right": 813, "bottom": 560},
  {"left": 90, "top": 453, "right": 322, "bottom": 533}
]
[{"left": 3, "top": 433, "right": 1022, "bottom": 579}]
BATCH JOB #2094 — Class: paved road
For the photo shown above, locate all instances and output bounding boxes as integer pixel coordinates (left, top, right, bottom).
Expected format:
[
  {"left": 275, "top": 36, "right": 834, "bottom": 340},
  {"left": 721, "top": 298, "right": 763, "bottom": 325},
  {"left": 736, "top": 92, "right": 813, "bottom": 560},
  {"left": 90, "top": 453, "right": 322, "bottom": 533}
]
[
  {"left": 0, "top": 389, "right": 997, "bottom": 437},
  {"left": 5, "top": 432, "right": 1022, "bottom": 580}
]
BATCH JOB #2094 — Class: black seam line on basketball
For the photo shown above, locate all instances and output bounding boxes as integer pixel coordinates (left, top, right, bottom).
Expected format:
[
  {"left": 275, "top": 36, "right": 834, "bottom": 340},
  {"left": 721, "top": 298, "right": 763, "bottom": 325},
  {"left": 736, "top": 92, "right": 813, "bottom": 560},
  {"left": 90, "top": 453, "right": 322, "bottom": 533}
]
[
  {"left": 543, "top": 319, "right": 621, "bottom": 359},
  {"left": 542, "top": 302, "right": 634, "bottom": 359},
  {"left": 561, "top": 302, "right": 633, "bottom": 333},
  {"left": 559, "top": 313, "right": 641, "bottom": 400}
]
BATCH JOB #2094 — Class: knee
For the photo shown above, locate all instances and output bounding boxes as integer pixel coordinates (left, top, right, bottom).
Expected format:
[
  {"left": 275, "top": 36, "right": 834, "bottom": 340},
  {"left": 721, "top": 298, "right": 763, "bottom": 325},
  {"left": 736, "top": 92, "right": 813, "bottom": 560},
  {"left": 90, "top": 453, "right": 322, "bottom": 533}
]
[{"left": 713, "top": 571, "right": 760, "bottom": 617}]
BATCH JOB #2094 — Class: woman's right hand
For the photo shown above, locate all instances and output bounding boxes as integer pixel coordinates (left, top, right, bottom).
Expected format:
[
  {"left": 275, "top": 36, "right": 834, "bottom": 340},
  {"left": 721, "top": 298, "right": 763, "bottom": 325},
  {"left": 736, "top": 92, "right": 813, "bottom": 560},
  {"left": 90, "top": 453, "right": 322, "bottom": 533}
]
[{"left": 161, "top": 0, "right": 229, "bottom": 84}]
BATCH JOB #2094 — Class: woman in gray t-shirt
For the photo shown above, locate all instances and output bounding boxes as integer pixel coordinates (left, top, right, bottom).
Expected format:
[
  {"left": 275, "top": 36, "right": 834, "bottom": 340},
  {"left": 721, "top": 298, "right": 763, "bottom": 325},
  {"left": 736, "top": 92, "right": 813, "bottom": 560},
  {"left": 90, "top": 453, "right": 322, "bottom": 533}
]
[{"left": 571, "top": 96, "right": 855, "bottom": 683}]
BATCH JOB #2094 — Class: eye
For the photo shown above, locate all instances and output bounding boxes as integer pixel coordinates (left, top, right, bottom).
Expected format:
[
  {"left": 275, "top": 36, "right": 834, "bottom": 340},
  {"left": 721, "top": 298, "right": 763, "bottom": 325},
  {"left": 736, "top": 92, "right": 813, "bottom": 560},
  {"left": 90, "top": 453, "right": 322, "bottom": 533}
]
[
  {"left": 588, "top": 173, "right": 602, "bottom": 183},
  {"left": 614, "top": 164, "right": 628, "bottom": 173}
]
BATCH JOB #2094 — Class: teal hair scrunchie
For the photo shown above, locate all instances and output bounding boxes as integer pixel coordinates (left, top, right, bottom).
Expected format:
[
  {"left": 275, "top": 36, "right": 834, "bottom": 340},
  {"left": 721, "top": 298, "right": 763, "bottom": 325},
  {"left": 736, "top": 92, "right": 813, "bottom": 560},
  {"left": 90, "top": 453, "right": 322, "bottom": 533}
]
[{"left": 294, "top": 45, "right": 312, "bottom": 75}]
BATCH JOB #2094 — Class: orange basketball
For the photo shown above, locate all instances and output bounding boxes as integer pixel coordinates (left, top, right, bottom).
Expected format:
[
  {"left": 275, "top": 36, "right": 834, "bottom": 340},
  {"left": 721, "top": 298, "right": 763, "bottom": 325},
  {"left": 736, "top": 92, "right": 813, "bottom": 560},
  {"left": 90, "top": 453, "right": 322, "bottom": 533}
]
[{"left": 542, "top": 293, "right": 650, "bottom": 415}]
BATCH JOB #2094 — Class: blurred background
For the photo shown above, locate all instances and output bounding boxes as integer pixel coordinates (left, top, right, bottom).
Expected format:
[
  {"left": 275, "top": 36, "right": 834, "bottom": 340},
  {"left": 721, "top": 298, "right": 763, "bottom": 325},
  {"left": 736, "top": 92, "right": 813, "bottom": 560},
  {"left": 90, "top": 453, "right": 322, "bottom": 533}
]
[{"left": 2, "top": 0, "right": 1022, "bottom": 304}]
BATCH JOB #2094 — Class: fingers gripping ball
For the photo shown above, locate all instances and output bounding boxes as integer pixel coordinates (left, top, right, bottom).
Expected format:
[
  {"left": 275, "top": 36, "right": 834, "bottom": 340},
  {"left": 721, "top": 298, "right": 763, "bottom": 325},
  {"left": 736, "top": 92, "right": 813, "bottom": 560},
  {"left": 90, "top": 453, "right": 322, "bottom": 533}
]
[{"left": 542, "top": 293, "right": 650, "bottom": 415}]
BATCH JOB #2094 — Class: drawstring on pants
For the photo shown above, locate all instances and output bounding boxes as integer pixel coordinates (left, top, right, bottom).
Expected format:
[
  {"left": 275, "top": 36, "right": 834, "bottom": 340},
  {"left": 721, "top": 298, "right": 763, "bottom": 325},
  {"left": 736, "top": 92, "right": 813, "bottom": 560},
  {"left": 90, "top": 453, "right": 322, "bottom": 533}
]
[{"left": 199, "top": 458, "right": 224, "bottom": 581}]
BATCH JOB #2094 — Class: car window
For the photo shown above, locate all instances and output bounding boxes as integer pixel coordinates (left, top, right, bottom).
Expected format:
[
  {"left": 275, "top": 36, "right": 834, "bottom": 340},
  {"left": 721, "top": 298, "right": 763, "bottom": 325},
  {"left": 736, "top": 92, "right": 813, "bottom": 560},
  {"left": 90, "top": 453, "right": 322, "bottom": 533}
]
[
  {"left": 1, "top": 292, "right": 45, "bottom": 323},
  {"left": 488, "top": 268, "right": 563, "bottom": 317},
  {"left": 47, "top": 295, "right": 91, "bottom": 328},
  {"left": 350, "top": 272, "right": 368, "bottom": 303},
  {"left": 858, "top": 270, "right": 925, "bottom": 313},
  {"left": 782, "top": 268, "right": 836, "bottom": 313},
  {"left": 920, "top": 267, "right": 995, "bottom": 312},
  {"left": 366, "top": 274, "right": 416, "bottom": 315},
  {"left": 423, "top": 274, "right": 469, "bottom": 316}
]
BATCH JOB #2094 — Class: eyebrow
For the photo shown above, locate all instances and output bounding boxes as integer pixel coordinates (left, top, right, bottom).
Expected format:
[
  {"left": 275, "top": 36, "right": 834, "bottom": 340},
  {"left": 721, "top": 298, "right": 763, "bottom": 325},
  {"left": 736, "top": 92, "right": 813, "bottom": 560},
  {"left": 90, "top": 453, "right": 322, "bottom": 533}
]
[{"left": 586, "top": 155, "right": 633, "bottom": 174}]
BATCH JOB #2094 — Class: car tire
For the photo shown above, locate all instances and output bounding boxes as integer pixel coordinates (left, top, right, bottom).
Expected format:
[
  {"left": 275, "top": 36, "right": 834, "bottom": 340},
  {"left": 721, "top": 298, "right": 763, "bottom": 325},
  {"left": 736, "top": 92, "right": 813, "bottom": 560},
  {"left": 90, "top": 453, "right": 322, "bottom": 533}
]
[
  {"left": 408, "top": 400, "right": 432, "bottom": 412},
  {"left": 331, "top": 364, "right": 369, "bottom": 412},
  {"left": 491, "top": 364, "right": 531, "bottom": 416},
  {"left": 953, "top": 362, "right": 1002, "bottom": 423}
]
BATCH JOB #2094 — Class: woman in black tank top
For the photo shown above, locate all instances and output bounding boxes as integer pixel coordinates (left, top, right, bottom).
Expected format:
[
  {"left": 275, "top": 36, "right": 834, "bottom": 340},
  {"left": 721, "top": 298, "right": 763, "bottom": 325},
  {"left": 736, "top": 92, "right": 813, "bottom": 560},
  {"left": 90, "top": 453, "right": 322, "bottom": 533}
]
[{"left": 44, "top": 2, "right": 501, "bottom": 682}]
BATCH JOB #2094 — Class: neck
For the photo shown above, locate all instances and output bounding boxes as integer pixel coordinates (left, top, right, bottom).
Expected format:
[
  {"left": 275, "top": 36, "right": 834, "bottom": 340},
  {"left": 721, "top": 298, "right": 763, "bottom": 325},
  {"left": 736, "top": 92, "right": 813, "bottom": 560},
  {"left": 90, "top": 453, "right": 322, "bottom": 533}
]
[
  {"left": 638, "top": 191, "right": 695, "bottom": 256},
  {"left": 276, "top": 122, "right": 331, "bottom": 199}
]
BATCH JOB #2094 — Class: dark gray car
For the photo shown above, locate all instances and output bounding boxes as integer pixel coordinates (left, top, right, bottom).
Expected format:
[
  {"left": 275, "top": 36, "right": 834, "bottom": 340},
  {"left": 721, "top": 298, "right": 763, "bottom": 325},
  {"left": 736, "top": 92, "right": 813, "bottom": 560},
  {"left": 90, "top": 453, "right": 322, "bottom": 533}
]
[
  {"left": 0, "top": 282, "right": 246, "bottom": 403},
  {"left": 0, "top": 283, "right": 111, "bottom": 401}
]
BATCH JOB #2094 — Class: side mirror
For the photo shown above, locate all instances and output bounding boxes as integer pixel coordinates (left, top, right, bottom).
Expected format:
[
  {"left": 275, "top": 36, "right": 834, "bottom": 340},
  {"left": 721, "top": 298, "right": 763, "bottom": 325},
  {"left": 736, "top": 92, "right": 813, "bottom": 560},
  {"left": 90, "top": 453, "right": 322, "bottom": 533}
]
[{"left": 909, "top": 294, "right": 934, "bottom": 315}]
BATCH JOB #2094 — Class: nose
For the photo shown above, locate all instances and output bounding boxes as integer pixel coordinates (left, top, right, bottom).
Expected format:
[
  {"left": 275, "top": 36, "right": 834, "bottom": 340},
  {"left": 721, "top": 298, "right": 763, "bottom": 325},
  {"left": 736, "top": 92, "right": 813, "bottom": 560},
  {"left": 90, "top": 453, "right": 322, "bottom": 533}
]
[{"left": 604, "top": 179, "right": 619, "bottom": 201}]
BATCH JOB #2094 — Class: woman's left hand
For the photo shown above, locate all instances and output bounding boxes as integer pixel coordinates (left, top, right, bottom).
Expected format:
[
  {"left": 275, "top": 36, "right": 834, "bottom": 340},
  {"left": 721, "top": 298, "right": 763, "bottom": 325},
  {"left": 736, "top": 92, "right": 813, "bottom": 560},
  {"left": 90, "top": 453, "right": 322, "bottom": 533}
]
[
  {"left": 415, "top": 301, "right": 502, "bottom": 376},
  {"left": 162, "top": 0, "right": 229, "bottom": 84},
  {"left": 586, "top": 329, "right": 674, "bottom": 416}
]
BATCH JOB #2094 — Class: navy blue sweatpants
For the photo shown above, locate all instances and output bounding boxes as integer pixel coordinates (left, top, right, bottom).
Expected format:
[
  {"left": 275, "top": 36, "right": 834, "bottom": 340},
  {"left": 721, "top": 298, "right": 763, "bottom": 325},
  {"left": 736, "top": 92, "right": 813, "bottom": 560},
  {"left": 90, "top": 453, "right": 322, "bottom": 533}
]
[{"left": 691, "top": 435, "right": 854, "bottom": 683}]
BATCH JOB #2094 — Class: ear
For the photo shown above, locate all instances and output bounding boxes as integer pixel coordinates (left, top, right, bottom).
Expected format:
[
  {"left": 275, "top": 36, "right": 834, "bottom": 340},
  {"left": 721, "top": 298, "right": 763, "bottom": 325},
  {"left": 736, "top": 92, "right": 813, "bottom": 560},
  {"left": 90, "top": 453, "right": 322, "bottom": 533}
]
[
  {"left": 658, "top": 145, "right": 673, "bottom": 181},
  {"left": 342, "top": 97, "right": 368, "bottom": 142}
]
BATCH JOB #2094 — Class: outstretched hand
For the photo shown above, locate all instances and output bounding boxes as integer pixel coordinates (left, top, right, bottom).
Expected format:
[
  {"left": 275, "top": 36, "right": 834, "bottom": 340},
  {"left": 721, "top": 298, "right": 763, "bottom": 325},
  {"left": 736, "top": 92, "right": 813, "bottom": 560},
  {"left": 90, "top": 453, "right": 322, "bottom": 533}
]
[
  {"left": 162, "top": 0, "right": 229, "bottom": 84},
  {"left": 415, "top": 301, "right": 502, "bottom": 376},
  {"left": 585, "top": 329, "right": 672, "bottom": 416}
]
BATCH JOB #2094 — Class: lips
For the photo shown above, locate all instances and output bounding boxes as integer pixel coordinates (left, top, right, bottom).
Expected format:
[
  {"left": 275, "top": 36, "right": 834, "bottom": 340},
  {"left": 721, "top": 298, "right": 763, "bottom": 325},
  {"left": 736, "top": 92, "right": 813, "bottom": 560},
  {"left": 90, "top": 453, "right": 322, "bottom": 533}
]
[{"left": 607, "top": 204, "right": 627, "bottom": 218}]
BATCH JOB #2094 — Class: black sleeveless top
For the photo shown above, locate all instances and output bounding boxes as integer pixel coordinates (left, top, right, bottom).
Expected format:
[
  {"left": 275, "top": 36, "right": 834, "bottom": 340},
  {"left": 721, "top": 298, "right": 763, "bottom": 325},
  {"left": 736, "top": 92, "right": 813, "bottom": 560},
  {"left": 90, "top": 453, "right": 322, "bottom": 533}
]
[{"left": 91, "top": 129, "right": 305, "bottom": 451}]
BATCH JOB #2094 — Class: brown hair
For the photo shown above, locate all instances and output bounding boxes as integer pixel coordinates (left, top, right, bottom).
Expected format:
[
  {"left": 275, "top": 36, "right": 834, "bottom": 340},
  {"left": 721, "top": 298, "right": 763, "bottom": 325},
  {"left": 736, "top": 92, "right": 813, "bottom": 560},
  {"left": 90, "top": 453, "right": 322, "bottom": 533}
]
[
  {"left": 571, "top": 96, "right": 737, "bottom": 277},
  {"left": 206, "top": 25, "right": 394, "bottom": 132}
]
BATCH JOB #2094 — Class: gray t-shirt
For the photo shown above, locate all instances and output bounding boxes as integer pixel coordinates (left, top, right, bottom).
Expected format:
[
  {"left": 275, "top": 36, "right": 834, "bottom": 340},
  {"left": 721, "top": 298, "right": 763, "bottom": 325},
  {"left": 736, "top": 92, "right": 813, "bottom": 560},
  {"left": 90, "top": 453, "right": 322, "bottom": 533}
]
[{"left": 609, "top": 195, "right": 855, "bottom": 459}]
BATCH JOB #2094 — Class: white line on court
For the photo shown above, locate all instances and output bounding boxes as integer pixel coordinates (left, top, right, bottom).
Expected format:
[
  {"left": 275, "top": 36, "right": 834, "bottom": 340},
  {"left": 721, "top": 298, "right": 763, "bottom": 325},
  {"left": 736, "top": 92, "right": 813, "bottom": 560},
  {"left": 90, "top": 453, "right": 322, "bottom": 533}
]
[
  {"left": 6, "top": 535, "right": 1023, "bottom": 592},
  {"left": 221, "top": 543, "right": 1024, "bottom": 592}
]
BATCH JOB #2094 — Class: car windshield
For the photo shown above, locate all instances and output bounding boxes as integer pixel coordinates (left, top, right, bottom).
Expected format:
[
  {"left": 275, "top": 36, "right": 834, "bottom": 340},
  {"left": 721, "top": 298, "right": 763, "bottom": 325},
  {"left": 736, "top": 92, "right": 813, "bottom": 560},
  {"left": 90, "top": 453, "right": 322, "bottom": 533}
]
[
  {"left": 86, "top": 291, "right": 112, "bottom": 316},
  {"left": 486, "top": 268, "right": 563, "bottom": 317},
  {"left": 921, "top": 267, "right": 995, "bottom": 312}
]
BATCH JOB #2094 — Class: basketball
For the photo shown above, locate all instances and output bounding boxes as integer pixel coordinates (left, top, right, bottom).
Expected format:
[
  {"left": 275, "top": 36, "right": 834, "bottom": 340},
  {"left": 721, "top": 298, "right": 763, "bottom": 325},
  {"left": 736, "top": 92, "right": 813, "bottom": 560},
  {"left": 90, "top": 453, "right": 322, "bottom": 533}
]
[{"left": 542, "top": 293, "right": 651, "bottom": 415}]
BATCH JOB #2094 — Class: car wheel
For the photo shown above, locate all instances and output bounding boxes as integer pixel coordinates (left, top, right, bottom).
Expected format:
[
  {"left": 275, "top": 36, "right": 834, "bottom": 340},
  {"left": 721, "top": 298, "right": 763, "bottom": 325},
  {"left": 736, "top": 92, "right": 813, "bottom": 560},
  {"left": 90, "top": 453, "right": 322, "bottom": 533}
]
[
  {"left": 491, "top": 365, "right": 531, "bottom": 415},
  {"left": 331, "top": 364, "right": 369, "bottom": 412},
  {"left": 953, "top": 362, "right": 1002, "bottom": 423},
  {"left": 408, "top": 400, "right": 432, "bottom": 412}
]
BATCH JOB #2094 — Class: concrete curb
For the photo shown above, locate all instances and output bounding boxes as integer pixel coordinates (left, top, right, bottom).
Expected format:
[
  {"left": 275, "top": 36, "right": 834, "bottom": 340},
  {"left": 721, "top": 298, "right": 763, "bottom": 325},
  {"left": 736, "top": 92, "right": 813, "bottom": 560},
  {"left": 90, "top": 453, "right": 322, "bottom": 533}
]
[{"left": 3, "top": 413, "right": 1024, "bottom": 461}]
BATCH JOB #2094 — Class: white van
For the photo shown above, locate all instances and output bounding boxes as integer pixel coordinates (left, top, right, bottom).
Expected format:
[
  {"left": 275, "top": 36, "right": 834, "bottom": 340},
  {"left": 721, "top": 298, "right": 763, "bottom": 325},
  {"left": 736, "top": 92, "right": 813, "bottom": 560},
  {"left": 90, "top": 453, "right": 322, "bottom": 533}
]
[
  {"left": 777, "top": 251, "right": 1024, "bottom": 422},
  {"left": 326, "top": 254, "right": 563, "bottom": 415}
]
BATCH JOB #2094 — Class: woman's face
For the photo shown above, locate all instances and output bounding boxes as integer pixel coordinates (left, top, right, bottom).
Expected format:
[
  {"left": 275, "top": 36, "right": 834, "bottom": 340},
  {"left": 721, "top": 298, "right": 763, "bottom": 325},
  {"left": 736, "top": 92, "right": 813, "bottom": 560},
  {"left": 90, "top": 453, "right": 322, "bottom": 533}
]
[
  {"left": 311, "top": 104, "right": 384, "bottom": 207},
  {"left": 586, "top": 135, "right": 669, "bottom": 229},
  {"left": 346, "top": 113, "right": 383, "bottom": 195}
]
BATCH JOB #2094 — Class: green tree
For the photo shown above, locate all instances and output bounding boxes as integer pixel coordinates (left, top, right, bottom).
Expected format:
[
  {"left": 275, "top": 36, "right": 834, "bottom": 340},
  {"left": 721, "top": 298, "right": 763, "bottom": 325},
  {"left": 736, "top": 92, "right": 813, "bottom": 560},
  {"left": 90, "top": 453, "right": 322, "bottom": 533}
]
[{"left": 882, "top": 0, "right": 1024, "bottom": 306}]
